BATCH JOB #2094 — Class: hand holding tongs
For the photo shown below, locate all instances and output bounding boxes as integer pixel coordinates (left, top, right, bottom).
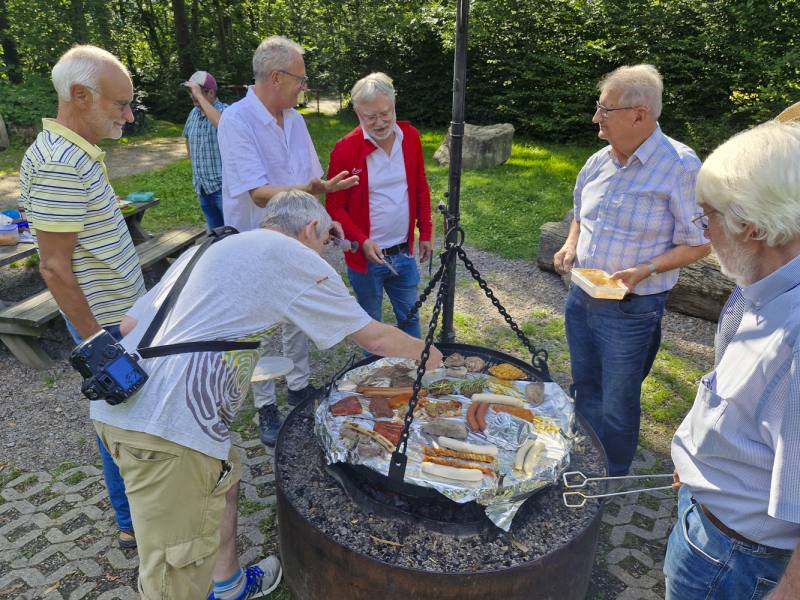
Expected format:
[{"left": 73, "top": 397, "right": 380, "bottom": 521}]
[{"left": 561, "top": 470, "right": 675, "bottom": 507}]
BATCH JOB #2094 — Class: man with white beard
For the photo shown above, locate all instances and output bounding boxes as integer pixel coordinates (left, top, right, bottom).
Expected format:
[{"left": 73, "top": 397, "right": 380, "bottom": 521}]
[{"left": 665, "top": 121, "right": 800, "bottom": 600}]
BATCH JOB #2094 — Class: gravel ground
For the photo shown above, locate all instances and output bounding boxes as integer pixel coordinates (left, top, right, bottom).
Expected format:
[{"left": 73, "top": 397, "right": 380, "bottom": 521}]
[{"left": 0, "top": 241, "right": 716, "bottom": 473}]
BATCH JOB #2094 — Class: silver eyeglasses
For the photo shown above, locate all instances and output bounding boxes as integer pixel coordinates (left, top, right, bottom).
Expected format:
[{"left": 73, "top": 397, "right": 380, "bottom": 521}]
[
  {"left": 594, "top": 100, "right": 636, "bottom": 119},
  {"left": 278, "top": 69, "right": 308, "bottom": 88},
  {"left": 691, "top": 209, "right": 719, "bottom": 230}
]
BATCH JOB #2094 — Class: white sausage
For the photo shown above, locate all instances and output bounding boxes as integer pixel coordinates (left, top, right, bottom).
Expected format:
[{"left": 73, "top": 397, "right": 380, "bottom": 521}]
[
  {"left": 514, "top": 440, "right": 536, "bottom": 471},
  {"left": 438, "top": 436, "right": 498, "bottom": 457},
  {"left": 421, "top": 461, "right": 484, "bottom": 482},
  {"left": 523, "top": 440, "right": 546, "bottom": 476},
  {"left": 470, "top": 393, "right": 525, "bottom": 408}
]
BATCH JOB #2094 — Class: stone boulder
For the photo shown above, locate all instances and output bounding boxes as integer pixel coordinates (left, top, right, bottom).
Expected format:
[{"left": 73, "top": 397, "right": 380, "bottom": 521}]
[
  {"left": 433, "top": 123, "right": 514, "bottom": 170},
  {"left": 0, "top": 114, "right": 9, "bottom": 151}
]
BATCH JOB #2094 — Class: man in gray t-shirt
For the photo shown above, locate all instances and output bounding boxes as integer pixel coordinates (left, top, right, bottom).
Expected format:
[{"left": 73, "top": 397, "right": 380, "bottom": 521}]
[{"left": 92, "top": 191, "right": 442, "bottom": 600}]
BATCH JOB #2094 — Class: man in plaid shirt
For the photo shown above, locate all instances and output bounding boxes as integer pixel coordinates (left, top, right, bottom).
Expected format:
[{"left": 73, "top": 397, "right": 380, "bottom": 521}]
[
  {"left": 554, "top": 64, "right": 710, "bottom": 476},
  {"left": 183, "top": 70, "right": 228, "bottom": 230}
]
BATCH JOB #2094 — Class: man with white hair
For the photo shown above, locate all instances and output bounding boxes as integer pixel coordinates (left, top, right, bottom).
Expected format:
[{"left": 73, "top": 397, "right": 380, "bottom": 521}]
[
  {"left": 664, "top": 121, "right": 800, "bottom": 600},
  {"left": 19, "top": 44, "right": 145, "bottom": 549},
  {"left": 218, "top": 35, "right": 358, "bottom": 445},
  {"left": 93, "top": 190, "right": 442, "bottom": 600},
  {"left": 553, "top": 64, "right": 710, "bottom": 476},
  {"left": 326, "top": 72, "right": 433, "bottom": 338}
]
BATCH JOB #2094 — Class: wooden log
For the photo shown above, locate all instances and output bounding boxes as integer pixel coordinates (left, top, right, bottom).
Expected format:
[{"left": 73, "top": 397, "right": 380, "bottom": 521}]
[{"left": 537, "top": 221, "right": 735, "bottom": 322}]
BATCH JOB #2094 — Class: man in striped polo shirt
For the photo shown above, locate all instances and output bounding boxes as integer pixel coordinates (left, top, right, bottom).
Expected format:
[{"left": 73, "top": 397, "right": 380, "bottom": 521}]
[{"left": 19, "top": 45, "right": 145, "bottom": 550}]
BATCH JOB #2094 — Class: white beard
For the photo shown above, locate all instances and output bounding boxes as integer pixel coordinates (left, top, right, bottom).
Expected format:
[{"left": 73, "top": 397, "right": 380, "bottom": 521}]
[{"left": 715, "top": 226, "right": 758, "bottom": 287}]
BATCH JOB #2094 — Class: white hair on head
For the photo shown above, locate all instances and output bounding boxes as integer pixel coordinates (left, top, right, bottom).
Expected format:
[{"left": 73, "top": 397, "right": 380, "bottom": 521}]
[
  {"left": 259, "top": 189, "right": 332, "bottom": 238},
  {"left": 351, "top": 72, "right": 395, "bottom": 106},
  {"left": 697, "top": 121, "right": 800, "bottom": 247},
  {"left": 252, "top": 35, "right": 304, "bottom": 81},
  {"left": 51, "top": 45, "right": 129, "bottom": 102},
  {"left": 598, "top": 64, "right": 663, "bottom": 119}
]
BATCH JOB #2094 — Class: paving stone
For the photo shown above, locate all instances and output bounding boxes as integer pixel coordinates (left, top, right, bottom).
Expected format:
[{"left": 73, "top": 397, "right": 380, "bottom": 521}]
[{"left": 0, "top": 426, "right": 679, "bottom": 598}]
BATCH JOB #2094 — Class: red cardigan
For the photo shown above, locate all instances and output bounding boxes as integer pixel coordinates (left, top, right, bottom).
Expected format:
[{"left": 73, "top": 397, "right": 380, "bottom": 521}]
[{"left": 326, "top": 122, "right": 433, "bottom": 273}]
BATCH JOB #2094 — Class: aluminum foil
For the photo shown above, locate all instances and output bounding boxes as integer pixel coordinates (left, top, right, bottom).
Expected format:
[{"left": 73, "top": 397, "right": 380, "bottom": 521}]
[{"left": 314, "top": 357, "right": 575, "bottom": 531}]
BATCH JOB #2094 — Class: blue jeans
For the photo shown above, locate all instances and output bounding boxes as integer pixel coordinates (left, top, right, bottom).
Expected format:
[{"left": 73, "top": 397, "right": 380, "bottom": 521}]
[
  {"left": 664, "top": 485, "right": 791, "bottom": 599},
  {"left": 564, "top": 286, "right": 666, "bottom": 475},
  {"left": 65, "top": 319, "right": 133, "bottom": 532},
  {"left": 199, "top": 188, "right": 224, "bottom": 231},
  {"left": 347, "top": 252, "right": 421, "bottom": 338}
]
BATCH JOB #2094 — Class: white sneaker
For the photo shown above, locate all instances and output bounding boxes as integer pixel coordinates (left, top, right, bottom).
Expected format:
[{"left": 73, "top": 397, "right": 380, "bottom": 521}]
[{"left": 242, "top": 555, "right": 282, "bottom": 599}]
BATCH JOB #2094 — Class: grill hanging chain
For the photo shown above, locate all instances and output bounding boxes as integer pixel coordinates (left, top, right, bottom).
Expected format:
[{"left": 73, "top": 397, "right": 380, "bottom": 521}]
[{"left": 388, "top": 246, "right": 453, "bottom": 482}]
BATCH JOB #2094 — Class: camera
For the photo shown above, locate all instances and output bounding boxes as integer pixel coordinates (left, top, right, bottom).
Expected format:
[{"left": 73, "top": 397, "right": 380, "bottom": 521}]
[{"left": 70, "top": 330, "right": 149, "bottom": 405}]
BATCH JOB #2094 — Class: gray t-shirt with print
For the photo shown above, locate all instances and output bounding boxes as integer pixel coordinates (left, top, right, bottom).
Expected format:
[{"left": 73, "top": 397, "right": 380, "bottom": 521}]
[{"left": 91, "top": 229, "right": 372, "bottom": 459}]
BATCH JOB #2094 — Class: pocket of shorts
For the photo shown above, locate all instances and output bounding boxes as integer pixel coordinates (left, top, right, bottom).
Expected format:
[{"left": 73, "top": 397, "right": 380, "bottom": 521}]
[
  {"left": 120, "top": 445, "right": 179, "bottom": 463},
  {"left": 165, "top": 534, "right": 219, "bottom": 569},
  {"left": 750, "top": 576, "right": 778, "bottom": 600}
]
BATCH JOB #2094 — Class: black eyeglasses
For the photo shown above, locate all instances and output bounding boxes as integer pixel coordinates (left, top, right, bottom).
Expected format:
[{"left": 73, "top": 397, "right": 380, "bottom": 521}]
[
  {"left": 692, "top": 209, "right": 719, "bottom": 230},
  {"left": 594, "top": 100, "right": 637, "bottom": 119},
  {"left": 277, "top": 69, "right": 308, "bottom": 88}
]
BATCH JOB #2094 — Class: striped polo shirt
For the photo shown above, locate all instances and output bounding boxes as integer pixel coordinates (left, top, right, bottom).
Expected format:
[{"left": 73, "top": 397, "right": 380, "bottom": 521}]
[{"left": 19, "top": 119, "right": 145, "bottom": 327}]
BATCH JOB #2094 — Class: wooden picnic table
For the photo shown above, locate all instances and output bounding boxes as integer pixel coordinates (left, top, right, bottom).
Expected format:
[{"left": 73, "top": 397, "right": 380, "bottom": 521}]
[{"left": 0, "top": 198, "right": 161, "bottom": 268}]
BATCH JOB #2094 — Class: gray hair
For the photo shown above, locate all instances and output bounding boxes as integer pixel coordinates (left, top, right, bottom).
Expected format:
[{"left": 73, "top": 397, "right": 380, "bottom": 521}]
[
  {"left": 351, "top": 72, "right": 395, "bottom": 106},
  {"left": 696, "top": 121, "right": 800, "bottom": 247},
  {"left": 51, "top": 45, "right": 129, "bottom": 102},
  {"left": 260, "top": 190, "right": 332, "bottom": 238},
  {"left": 598, "top": 64, "right": 663, "bottom": 119},
  {"left": 253, "top": 36, "right": 304, "bottom": 81}
]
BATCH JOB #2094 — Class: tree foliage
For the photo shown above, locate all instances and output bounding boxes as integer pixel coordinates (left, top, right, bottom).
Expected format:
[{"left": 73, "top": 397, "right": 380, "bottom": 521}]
[{"left": 0, "top": 0, "right": 797, "bottom": 152}]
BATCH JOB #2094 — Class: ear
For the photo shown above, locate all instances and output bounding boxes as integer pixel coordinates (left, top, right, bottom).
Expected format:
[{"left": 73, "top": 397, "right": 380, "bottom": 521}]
[
  {"left": 71, "top": 83, "right": 93, "bottom": 105},
  {"left": 741, "top": 222, "right": 759, "bottom": 242},
  {"left": 270, "top": 70, "right": 281, "bottom": 86}
]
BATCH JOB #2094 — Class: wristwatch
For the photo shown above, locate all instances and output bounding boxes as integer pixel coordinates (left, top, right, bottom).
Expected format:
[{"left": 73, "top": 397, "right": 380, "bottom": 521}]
[{"left": 643, "top": 261, "right": 658, "bottom": 277}]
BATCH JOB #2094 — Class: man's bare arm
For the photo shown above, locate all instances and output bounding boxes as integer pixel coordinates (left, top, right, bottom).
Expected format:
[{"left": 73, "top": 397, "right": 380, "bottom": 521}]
[
  {"left": 248, "top": 171, "right": 359, "bottom": 208},
  {"left": 37, "top": 230, "right": 102, "bottom": 340},
  {"left": 349, "top": 320, "right": 442, "bottom": 370},
  {"left": 767, "top": 544, "right": 800, "bottom": 599}
]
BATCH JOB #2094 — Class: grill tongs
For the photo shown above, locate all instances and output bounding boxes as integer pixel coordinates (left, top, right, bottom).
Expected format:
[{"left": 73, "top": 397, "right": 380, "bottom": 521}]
[{"left": 561, "top": 470, "right": 675, "bottom": 507}]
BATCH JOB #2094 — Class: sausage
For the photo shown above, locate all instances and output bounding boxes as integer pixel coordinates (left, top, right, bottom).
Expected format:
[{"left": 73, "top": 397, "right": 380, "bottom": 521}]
[
  {"left": 466, "top": 402, "right": 480, "bottom": 432},
  {"left": 356, "top": 385, "right": 428, "bottom": 398},
  {"left": 476, "top": 401, "right": 490, "bottom": 431},
  {"left": 523, "top": 440, "right": 546, "bottom": 475},
  {"left": 437, "top": 436, "right": 498, "bottom": 457},
  {"left": 514, "top": 440, "right": 536, "bottom": 471},
  {"left": 493, "top": 404, "right": 534, "bottom": 422},
  {"left": 421, "top": 461, "right": 484, "bottom": 483},
  {"left": 471, "top": 393, "right": 525, "bottom": 407}
]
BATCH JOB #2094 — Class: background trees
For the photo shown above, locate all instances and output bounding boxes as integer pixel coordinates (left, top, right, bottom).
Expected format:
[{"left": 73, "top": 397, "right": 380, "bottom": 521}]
[{"left": 0, "top": 0, "right": 798, "bottom": 153}]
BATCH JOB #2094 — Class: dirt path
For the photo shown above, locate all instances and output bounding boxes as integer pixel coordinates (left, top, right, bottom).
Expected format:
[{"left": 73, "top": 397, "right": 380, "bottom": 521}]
[{"left": 0, "top": 137, "right": 187, "bottom": 207}]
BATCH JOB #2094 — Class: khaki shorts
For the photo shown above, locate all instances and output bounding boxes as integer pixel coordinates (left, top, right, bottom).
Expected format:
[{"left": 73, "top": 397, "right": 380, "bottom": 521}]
[{"left": 94, "top": 422, "right": 241, "bottom": 600}]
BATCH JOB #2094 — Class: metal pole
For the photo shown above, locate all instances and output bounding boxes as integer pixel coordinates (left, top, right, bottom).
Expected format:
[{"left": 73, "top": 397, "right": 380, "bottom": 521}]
[{"left": 439, "top": 0, "right": 469, "bottom": 344}]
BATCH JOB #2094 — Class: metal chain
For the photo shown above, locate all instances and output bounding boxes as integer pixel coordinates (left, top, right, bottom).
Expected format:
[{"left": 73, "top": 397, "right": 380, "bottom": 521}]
[
  {"left": 455, "top": 246, "right": 550, "bottom": 375},
  {"left": 388, "top": 248, "right": 453, "bottom": 482},
  {"left": 396, "top": 258, "right": 446, "bottom": 331}
]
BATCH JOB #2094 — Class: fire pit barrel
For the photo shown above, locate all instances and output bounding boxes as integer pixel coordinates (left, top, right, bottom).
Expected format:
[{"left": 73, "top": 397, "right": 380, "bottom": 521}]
[{"left": 275, "top": 344, "right": 606, "bottom": 600}]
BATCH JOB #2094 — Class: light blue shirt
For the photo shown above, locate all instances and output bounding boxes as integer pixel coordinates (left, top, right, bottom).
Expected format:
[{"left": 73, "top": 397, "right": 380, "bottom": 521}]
[
  {"left": 672, "top": 253, "right": 800, "bottom": 549},
  {"left": 574, "top": 126, "right": 707, "bottom": 295}
]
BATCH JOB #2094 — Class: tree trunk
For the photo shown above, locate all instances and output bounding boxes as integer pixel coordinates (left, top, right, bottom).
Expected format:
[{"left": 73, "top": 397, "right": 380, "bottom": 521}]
[
  {"left": 212, "top": 0, "right": 228, "bottom": 63},
  {"left": 69, "top": 0, "right": 88, "bottom": 43},
  {"left": 137, "top": 0, "right": 168, "bottom": 67},
  {"left": 0, "top": 0, "right": 22, "bottom": 82},
  {"left": 171, "top": 0, "right": 193, "bottom": 78},
  {"left": 92, "top": 0, "right": 115, "bottom": 53},
  {"left": 536, "top": 220, "right": 735, "bottom": 322}
]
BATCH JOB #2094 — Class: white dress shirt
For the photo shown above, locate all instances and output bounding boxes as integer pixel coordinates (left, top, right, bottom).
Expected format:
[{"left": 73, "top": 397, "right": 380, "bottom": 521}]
[
  {"left": 218, "top": 87, "right": 323, "bottom": 232},
  {"left": 364, "top": 125, "right": 409, "bottom": 249}
]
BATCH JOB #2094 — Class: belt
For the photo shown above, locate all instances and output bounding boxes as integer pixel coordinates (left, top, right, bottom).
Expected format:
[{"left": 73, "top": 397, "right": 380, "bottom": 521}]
[
  {"left": 699, "top": 504, "right": 758, "bottom": 546},
  {"left": 382, "top": 242, "right": 408, "bottom": 256}
]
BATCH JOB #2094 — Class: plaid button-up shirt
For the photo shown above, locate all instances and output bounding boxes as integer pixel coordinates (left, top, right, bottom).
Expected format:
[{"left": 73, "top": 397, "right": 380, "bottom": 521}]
[
  {"left": 183, "top": 99, "right": 228, "bottom": 195},
  {"left": 573, "top": 126, "right": 707, "bottom": 295}
]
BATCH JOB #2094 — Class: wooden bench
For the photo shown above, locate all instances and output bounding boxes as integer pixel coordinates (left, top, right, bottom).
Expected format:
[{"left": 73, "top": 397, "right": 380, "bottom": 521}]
[{"left": 0, "top": 226, "right": 206, "bottom": 369}]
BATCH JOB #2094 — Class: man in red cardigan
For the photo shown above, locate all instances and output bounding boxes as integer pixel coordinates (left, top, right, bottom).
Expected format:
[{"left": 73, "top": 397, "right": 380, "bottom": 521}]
[{"left": 326, "top": 72, "right": 433, "bottom": 337}]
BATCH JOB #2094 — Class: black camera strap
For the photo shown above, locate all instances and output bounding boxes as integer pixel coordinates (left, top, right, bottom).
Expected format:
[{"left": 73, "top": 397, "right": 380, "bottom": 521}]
[{"left": 137, "top": 226, "right": 260, "bottom": 359}]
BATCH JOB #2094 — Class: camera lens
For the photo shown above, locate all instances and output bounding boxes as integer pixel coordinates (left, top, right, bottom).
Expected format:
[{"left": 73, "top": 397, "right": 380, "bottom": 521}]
[{"left": 104, "top": 346, "right": 119, "bottom": 359}]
